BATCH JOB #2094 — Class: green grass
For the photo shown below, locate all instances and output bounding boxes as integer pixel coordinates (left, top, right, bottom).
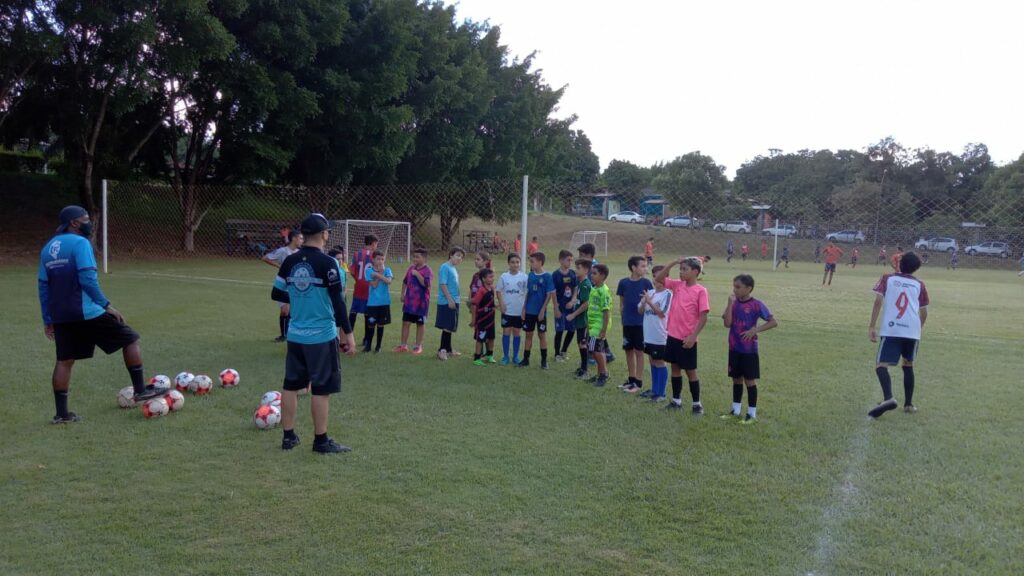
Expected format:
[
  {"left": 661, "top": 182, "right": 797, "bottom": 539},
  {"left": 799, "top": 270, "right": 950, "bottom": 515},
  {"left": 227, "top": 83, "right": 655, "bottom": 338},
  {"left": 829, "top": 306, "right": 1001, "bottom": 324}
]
[{"left": 2, "top": 254, "right": 1022, "bottom": 575}]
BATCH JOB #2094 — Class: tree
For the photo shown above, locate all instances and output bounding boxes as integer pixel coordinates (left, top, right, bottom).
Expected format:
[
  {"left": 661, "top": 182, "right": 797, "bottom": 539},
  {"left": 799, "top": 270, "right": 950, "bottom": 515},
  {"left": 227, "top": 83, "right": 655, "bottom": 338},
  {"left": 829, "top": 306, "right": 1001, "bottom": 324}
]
[
  {"left": 652, "top": 152, "right": 728, "bottom": 216},
  {"left": 0, "top": 1, "right": 58, "bottom": 130},
  {"left": 980, "top": 153, "right": 1024, "bottom": 227},
  {"left": 602, "top": 160, "right": 650, "bottom": 212}
]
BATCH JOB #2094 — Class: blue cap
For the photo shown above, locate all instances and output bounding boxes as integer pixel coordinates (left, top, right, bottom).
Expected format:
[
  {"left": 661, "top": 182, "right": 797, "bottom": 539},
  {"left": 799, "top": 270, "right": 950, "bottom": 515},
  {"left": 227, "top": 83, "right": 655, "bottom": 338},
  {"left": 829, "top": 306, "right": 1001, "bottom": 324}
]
[
  {"left": 57, "top": 205, "right": 88, "bottom": 233},
  {"left": 300, "top": 213, "right": 330, "bottom": 235}
]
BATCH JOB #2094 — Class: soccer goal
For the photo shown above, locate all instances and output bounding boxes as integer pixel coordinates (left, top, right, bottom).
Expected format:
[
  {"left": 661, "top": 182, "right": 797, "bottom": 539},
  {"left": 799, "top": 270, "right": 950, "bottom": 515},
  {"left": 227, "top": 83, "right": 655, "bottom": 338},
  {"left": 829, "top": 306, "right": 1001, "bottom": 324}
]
[
  {"left": 334, "top": 219, "right": 412, "bottom": 264},
  {"left": 570, "top": 231, "right": 608, "bottom": 256}
]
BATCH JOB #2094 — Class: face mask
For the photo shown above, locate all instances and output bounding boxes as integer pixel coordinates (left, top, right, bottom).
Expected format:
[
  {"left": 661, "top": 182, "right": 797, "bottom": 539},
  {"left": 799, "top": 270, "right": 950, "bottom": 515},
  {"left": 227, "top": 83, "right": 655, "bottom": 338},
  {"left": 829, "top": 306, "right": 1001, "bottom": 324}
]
[{"left": 79, "top": 222, "right": 94, "bottom": 238}]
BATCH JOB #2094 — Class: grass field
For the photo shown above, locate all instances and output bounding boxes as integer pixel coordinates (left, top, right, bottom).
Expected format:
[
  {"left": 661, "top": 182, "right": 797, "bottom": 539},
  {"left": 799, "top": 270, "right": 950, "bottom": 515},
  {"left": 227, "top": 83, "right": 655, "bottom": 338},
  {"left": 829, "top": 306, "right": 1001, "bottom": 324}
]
[{"left": 2, "top": 253, "right": 1022, "bottom": 575}]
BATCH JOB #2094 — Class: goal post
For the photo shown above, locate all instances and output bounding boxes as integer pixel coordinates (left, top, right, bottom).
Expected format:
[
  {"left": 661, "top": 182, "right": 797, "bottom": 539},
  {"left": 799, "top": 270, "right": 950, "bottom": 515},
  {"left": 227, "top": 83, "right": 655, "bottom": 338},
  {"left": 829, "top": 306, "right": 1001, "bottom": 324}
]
[
  {"left": 570, "top": 231, "right": 608, "bottom": 256},
  {"left": 334, "top": 219, "right": 412, "bottom": 265}
]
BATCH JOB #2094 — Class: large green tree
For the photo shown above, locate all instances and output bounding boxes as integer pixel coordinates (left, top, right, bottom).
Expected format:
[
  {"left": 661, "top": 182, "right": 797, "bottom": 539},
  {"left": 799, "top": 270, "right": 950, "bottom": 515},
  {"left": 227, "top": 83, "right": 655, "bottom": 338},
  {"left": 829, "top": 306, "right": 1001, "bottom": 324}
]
[
  {"left": 652, "top": 152, "right": 728, "bottom": 216},
  {"left": 601, "top": 159, "right": 650, "bottom": 212}
]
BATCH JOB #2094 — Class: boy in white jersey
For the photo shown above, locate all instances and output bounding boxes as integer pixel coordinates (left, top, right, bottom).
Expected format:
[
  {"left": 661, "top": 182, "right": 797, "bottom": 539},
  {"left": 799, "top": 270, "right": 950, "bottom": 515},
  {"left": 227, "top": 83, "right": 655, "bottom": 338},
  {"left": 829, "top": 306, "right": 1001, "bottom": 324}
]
[
  {"left": 638, "top": 265, "right": 672, "bottom": 401},
  {"left": 868, "top": 251, "right": 929, "bottom": 418},
  {"left": 496, "top": 253, "right": 528, "bottom": 365}
]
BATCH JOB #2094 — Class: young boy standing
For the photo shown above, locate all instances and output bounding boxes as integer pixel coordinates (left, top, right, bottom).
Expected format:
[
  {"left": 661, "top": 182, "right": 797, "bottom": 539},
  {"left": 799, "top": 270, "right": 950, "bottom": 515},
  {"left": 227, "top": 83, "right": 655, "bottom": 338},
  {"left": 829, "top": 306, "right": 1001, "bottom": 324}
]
[
  {"left": 395, "top": 247, "right": 431, "bottom": 354},
  {"left": 644, "top": 238, "right": 655, "bottom": 266},
  {"left": 435, "top": 246, "right": 465, "bottom": 360},
  {"left": 868, "top": 252, "right": 928, "bottom": 418},
  {"left": 822, "top": 241, "right": 844, "bottom": 286},
  {"left": 586, "top": 264, "right": 612, "bottom": 387},
  {"left": 496, "top": 253, "right": 528, "bottom": 365},
  {"left": 327, "top": 247, "right": 350, "bottom": 304},
  {"left": 519, "top": 252, "right": 556, "bottom": 369},
  {"left": 552, "top": 250, "right": 578, "bottom": 362},
  {"left": 639, "top": 266, "right": 672, "bottom": 402},
  {"left": 617, "top": 256, "right": 654, "bottom": 392},
  {"left": 654, "top": 257, "right": 710, "bottom": 413},
  {"left": 721, "top": 274, "right": 777, "bottom": 423},
  {"left": 468, "top": 251, "right": 493, "bottom": 323},
  {"left": 741, "top": 243, "right": 749, "bottom": 261},
  {"left": 566, "top": 259, "right": 593, "bottom": 379},
  {"left": 471, "top": 269, "right": 497, "bottom": 365},
  {"left": 350, "top": 234, "right": 379, "bottom": 349},
  {"left": 364, "top": 251, "right": 394, "bottom": 353},
  {"left": 262, "top": 229, "right": 304, "bottom": 342},
  {"left": 527, "top": 236, "right": 540, "bottom": 256}
]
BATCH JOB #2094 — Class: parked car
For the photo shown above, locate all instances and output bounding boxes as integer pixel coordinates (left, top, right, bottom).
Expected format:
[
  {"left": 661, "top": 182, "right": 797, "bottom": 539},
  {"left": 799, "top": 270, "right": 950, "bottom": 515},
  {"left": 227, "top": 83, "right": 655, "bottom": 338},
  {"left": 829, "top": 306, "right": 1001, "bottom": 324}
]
[
  {"left": 825, "top": 230, "right": 866, "bottom": 243},
  {"left": 762, "top": 224, "right": 798, "bottom": 237},
  {"left": 607, "top": 211, "right": 643, "bottom": 223},
  {"left": 663, "top": 215, "right": 701, "bottom": 228},
  {"left": 964, "top": 241, "right": 1011, "bottom": 258},
  {"left": 915, "top": 237, "right": 958, "bottom": 253},
  {"left": 712, "top": 220, "right": 751, "bottom": 233}
]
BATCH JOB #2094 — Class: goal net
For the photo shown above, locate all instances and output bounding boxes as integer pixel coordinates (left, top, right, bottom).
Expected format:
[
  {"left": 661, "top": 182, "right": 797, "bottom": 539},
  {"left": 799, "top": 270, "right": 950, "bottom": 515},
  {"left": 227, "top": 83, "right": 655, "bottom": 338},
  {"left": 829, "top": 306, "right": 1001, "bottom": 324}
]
[
  {"left": 570, "top": 231, "right": 608, "bottom": 256},
  {"left": 333, "top": 219, "right": 412, "bottom": 265}
]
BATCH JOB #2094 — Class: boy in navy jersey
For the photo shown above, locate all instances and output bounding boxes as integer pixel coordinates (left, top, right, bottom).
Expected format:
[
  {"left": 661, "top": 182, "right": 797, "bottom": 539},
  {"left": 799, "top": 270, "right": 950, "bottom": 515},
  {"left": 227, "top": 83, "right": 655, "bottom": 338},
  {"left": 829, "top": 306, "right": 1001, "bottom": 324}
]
[
  {"left": 519, "top": 252, "right": 556, "bottom": 369},
  {"left": 551, "top": 250, "right": 578, "bottom": 361}
]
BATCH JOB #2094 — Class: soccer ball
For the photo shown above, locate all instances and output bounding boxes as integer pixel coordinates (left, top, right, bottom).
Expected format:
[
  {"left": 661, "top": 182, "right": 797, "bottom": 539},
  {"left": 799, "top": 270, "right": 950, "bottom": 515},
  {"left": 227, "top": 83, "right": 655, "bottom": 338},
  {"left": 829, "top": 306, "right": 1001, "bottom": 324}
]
[
  {"left": 116, "top": 386, "right": 136, "bottom": 408},
  {"left": 174, "top": 372, "right": 195, "bottom": 392},
  {"left": 219, "top": 368, "right": 240, "bottom": 388},
  {"left": 149, "top": 374, "right": 171, "bottom": 389},
  {"left": 260, "top": 390, "right": 282, "bottom": 408},
  {"left": 253, "top": 405, "right": 281, "bottom": 429},
  {"left": 194, "top": 377, "right": 213, "bottom": 396},
  {"left": 166, "top": 390, "right": 185, "bottom": 412},
  {"left": 142, "top": 397, "right": 169, "bottom": 418}
]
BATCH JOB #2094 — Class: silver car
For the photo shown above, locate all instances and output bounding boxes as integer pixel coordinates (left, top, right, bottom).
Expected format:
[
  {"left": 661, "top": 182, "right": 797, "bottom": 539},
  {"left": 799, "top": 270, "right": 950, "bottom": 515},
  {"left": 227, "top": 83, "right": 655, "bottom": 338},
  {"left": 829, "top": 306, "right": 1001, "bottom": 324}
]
[
  {"left": 713, "top": 220, "right": 751, "bottom": 233},
  {"left": 965, "top": 241, "right": 1011, "bottom": 258},
  {"left": 826, "top": 230, "right": 865, "bottom": 243},
  {"left": 915, "top": 237, "right": 959, "bottom": 253}
]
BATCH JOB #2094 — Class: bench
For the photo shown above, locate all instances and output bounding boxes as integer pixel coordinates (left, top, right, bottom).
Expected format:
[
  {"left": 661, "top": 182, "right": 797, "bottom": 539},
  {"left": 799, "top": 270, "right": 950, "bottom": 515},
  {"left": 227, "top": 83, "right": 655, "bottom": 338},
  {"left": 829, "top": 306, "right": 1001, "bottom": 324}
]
[
  {"left": 463, "top": 230, "right": 497, "bottom": 253},
  {"left": 224, "top": 219, "right": 297, "bottom": 256}
]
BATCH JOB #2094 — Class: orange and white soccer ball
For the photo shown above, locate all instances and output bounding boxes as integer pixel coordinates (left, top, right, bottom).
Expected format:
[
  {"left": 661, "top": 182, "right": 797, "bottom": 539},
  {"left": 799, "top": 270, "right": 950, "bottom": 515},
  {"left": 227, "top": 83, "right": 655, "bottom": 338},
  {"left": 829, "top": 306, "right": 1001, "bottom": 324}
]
[
  {"left": 174, "top": 372, "right": 194, "bottom": 392},
  {"left": 219, "top": 368, "right": 240, "bottom": 388},
  {"left": 194, "top": 377, "right": 213, "bottom": 396},
  {"left": 253, "top": 405, "right": 281, "bottom": 429},
  {"left": 116, "top": 386, "right": 136, "bottom": 408},
  {"left": 142, "top": 397, "right": 169, "bottom": 418},
  {"left": 149, "top": 374, "right": 171, "bottom": 389},
  {"left": 165, "top": 390, "right": 185, "bottom": 411},
  {"left": 260, "top": 391, "right": 282, "bottom": 408}
]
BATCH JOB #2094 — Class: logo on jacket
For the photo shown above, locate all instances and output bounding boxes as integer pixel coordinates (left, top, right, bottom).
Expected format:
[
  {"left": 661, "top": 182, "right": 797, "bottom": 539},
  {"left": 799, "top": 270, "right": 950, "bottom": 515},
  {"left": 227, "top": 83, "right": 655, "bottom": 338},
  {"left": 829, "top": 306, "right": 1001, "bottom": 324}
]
[{"left": 49, "top": 240, "right": 62, "bottom": 259}]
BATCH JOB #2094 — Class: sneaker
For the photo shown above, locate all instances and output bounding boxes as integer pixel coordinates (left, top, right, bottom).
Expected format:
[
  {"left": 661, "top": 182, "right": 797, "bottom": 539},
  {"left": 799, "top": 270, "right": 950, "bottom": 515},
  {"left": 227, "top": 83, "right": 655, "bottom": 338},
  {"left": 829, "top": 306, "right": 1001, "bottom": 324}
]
[
  {"left": 517, "top": 359, "right": 531, "bottom": 368},
  {"left": 362, "top": 344, "right": 372, "bottom": 353},
  {"left": 411, "top": 345, "right": 423, "bottom": 355},
  {"left": 133, "top": 384, "right": 170, "bottom": 403},
  {"left": 593, "top": 375, "right": 608, "bottom": 387},
  {"left": 650, "top": 395, "right": 667, "bottom": 403},
  {"left": 555, "top": 354, "right": 566, "bottom": 363},
  {"left": 903, "top": 404, "right": 918, "bottom": 414},
  {"left": 665, "top": 401, "right": 683, "bottom": 411},
  {"left": 512, "top": 357, "right": 521, "bottom": 365},
  {"left": 391, "top": 345, "right": 410, "bottom": 353},
  {"left": 617, "top": 380, "right": 632, "bottom": 390},
  {"left": 739, "top": 415, "right": 757, "bottom": 425},
  {"left": 868, "top": 398, "right": 899, "bottom": 418},
  {"left": 574, "top": 369, "right": 588, "bottom": 379},
  {"left": 500, "top": 357, "right": 510, "bottom": 366},
  {"left": 449, "top": 350, "right": 463, "bottom": 357},
  {"left": 437, "top": 350, "right": 449, "bottom": 361},
  {"left": 625, "top": 385, "right": 643, "bottom": 395},
  {"left": 274, "top": 335, "right": 286, "bottom": 342},
  {"left": 473, "top": 359, "right": 486, "bottom": 366},
  {"left": 282, "top": 434, "right": 301, "bottom": 450},
  {"left": 51, "top": 412, "right": 81, "bottom": 424},
  {"left": 638, "top": 390, "right": 653, "bottom": 398},
  {"left": 719, "top": 411, "right": 740, "bottom": 420},
  {"left": 487, "top": 355, "right": 497, "bottom": 364},
  {"left": 312, "top": 438, "right": 352, "bottom": 454},
  {"left": 540, "top": 360, "right": 549, "bottom": 370},
  {"left": 691, "top": 404, "right": 705, "bottom": 415}
]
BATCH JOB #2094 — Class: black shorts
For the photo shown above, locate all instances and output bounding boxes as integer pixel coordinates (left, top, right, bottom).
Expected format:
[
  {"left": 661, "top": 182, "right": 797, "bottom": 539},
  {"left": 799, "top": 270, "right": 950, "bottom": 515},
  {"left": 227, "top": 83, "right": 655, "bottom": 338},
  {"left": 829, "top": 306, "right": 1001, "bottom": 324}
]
[
  {"left": 54, "top": 313, "right": 140, "bottom": 361},
  {"left": 644, "top": 343, "right": 667, "bottom": 360},
  {"left": 824, "top": 263, "right": 837, "bottom": 272},
  {"left": 284, "top": 339, "right": 341, "bottom": 395},
  {"left": 402, "top": 312, "right": 426, "bottom": 325},
  {"left": 622, "top": 325, "right": 645, "bottom": 351},
  {"left": 646, "top": 256, "right": 653, "bottom": 265},
  {"left": 523, "top": 313, "right": 548, "bottom": 333},
  {"left": 666, "top": 336, "right": 698, "bottom": 370},
  {"left": 435, "top": 304, "right": 459, "bottom": 332},
  {"left": 877, "top": 336, "right": 919, "bottom": 365},
  {"left": 501, "top": 314, "right": 523, "bottom": 330},
  {"left": 366, "top": 305, "right": 391, "bottom": 326},
  {"left": 474, "top": 323, "right": 496, "bottom": 343},
  {"left": 728, "top": 350, "right": 761, "bottom": 380},
  {"left": 587, "top": 337, "right": 610, "bottom": 355}
]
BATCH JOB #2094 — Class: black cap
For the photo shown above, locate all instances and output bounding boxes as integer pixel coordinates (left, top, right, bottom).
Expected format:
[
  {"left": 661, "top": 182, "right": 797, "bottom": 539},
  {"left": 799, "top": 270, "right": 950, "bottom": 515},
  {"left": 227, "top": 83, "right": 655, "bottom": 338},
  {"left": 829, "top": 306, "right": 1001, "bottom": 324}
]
[
  {"left": 57, "top": 205, "right": 88, "bottom": 233},
  {"left": 300, "top": 213, "right": 330, "bottom": 235}
]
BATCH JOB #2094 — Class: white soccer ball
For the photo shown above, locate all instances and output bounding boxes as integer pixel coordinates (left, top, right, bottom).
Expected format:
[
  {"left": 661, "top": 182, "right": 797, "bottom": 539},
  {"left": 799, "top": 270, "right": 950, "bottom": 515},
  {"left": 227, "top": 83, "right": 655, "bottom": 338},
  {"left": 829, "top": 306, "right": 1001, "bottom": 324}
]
[
  {"left": 142, "top": 397, "right": 169, "bottom": 418},
  {"left": 260, "top": 391, "right": 282, "bottom": 408},
  {"left": 165, "top": 390, "right": 185, "bottom": 412},
  {"left": 116, "top": 386, "right": 136, "bottom": 408},
  {"left": 149, "top": 374, "right": 171, "bottom": 389},
  {"left": 219, "top": 368, "right": 240, "bottom": 388},
  {"left": 194, "top": 377, "right": 213, "bottom": 396},
  {"left": 174, "top": 372, "right": 195, "bottom": 392},
  {"left": 253, "top": 405, "right": 281, "bottom": 429}
]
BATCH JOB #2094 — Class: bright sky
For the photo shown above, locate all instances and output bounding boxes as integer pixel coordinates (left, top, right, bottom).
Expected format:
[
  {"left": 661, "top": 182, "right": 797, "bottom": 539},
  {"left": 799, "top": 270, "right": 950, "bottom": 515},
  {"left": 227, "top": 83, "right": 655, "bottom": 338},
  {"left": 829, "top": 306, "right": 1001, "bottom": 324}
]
[{"left": 452, "top": 0, "right": 1024, "bottom": 176}]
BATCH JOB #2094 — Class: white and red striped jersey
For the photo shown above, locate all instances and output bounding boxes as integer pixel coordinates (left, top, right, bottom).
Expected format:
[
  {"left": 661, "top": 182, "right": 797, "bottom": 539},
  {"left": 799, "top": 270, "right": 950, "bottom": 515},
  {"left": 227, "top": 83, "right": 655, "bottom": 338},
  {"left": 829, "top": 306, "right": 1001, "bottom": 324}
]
[{"left": 873, "top": 273, "right": 929, "bottom": 340}]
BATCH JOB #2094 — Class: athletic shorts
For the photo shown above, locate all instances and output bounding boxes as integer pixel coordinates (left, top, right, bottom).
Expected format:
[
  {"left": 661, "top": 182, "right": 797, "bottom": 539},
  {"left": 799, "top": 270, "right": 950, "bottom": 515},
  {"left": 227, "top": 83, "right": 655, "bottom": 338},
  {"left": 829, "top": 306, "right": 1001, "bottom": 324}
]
[
  {"left": 587, "top": 337, "right": 610, "bottom": 355},
  {"left": 366, "top": 305, "right": 391, "bottom": 326},
  {"left": 824, "top": 263, "right": 837, "bottom": 272},
  {"left": 646, "top": 256, "right": 653, "bottom": 265},
  {"left": 402, "top": 312, "right": 426, "bottom": 325},
  {"left": 644, "top": 343, "right": 667, "bottom": 361},
  {"left": 284, "top": 339, "right": 341, "bottom": 395},
  {"left": 474, "top": 324, "right": 496, "bottom": 343},
  {"left": 523, "top": 313, "right": 548, "bottom": 333},
  {"left": 728, "top": 350, "right": 761, "bottom": 380},
  {"left": 435, "top": 303, "right": 459, "bottom": 332},
  {"left": 554, "top": 314, "right": 573, "bottom": 333},
  {"left": 851, "top": 257, "right": 859, "bottom": 263},
  {"left": 350, "top": 297, "right": 368, "bottom": 314},
  {"left": 877, "top": 336, "right": 919, "bottom": 365},
  {"left": 666, "top": 336, "right": 698, "bottom": 370},
  {"left": 501, "top": 314, "right": 523, "bottom": 330},
  {"left": 622, "top": 325, "right": 645, "bottom": 351},
  {"left": 54, "top": 313, "right": 140, "bottom": 361}
]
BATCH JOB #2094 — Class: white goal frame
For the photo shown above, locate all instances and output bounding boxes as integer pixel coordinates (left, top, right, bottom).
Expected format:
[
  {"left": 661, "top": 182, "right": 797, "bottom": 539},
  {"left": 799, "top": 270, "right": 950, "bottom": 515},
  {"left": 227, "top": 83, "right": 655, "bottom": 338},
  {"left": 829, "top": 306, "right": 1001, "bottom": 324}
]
[
  {"left": 570, "top": 230, "right": 608, "bottom": 256},
  {"left": 335, "top": 219, "right": 412, "bottom": 265}
]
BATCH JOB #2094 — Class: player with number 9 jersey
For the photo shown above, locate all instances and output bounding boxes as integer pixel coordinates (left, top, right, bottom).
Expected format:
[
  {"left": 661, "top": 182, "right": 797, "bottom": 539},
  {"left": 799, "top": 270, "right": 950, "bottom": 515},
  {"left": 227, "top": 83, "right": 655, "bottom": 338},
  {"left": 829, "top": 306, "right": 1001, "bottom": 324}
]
[{"left": 873, "top": 272, "right": 929, "bottom": 341}]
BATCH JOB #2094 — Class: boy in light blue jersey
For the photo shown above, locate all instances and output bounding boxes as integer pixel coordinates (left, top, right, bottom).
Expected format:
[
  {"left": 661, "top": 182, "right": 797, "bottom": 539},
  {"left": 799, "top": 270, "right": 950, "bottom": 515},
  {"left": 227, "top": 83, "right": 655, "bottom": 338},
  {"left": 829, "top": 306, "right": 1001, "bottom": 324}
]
[
  {"left": 364, "top": 250, "right": 394, "bottom": 353},
  {"left": 519, "top": 252, "right": 556, "bottom": 369},
  {"left": 435, "top": 246, "right": 465, "bottom": 360}
]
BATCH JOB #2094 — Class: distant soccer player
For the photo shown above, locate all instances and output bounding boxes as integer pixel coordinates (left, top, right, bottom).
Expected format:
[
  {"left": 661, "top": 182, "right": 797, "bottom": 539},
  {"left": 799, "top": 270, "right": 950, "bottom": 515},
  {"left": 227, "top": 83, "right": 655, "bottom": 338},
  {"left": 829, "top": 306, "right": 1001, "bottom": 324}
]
[
  {"left": 741, "top": 243, "right": 749, "bottom": 261},
  {"left": 868, "top": 251, "right": 928, "bottom": 418},
  {"left": 527, "top": 236, "right": 540, "bottom": 256},
  {"left": 471, "top": 268, "right": 497, "bottom": 365},
  {"left": 566, "top": 259, "right": 594, "bottom": 379},
  {"left": 654, "top": 257, "right": 710, "bottom": 413},
  {"left": 496, "top": 252, "right": 528, "bottom": 365},
  {"left": 436, "top": 246, "right": 465, "bottom": 360},
  {"left": 821, "top": 241, "right": 844, "bottom": 286},
  {"left": 617, "top": 255, "right": 654, "bottom": 393},
  {"left": 726, "top": 239, "right": 735, "bottom": 263},
  {"left": 514, "top": 234, "right": 522, "bottom": 255},
  {"left": 586, "top": 264, "right": 613, "bottom": 387},
  {"left": 519, "top": 252, "right": 556, "bottom": 369},
  {"left": 877, "top": 246, "right": 887, "bottom": 266},
  {"left": 350, "top": 234, "right": 378, "bottom": 349},
  {"left": 644, "top": 237, "right": 655, "bottom": 266},
  {"left": 364, "top": 250, "right": 393, "bottom": 353},
  {"left": 272, "top": 213, "right": 356, "bottom": 453},
  {"left": 890, "top": 246, "right": 904, "bottom": 272},
  {"left": 395, "top": 248, "right": 432, "bottom": 354},
  {"left": 721, "top": 274, "right": 777, "bottom": 423},
  {"left": 263, "top": 229, "right": 303, "bottom": 341},
  {"left": 39, "top": 206, "right": 168, "bottom": 423},
  {"left": 948, "top": 248, "right": 959, "bottom": 270},
  {"left": 760, "top": 240, "right": 769, "bottom": 261},
  {"left": 639, "top": 265, "right": 672, "bottom": 402},
  {"left": 776, "top": 243, "right": 790, "bottom": 269},
  {"left": 552, "top": 249, "right": 578, "bottom": 361},
  {"left": 815, "top": 242, "right": 822, "bottom": 264},
  {"left": 847, "top": 247, "right": 860, "bottom": 268}
]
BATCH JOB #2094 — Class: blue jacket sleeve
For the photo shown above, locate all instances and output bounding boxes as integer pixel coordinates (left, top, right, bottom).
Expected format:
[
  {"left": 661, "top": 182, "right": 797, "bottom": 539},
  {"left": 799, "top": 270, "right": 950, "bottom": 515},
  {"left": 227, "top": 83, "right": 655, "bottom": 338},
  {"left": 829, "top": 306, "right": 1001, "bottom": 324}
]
[
  {"left": 78, "top": 268, "right": 110, "bottom": 309},
  {"left": 38, "top": 279, "right": 51, "bottom": 324}
]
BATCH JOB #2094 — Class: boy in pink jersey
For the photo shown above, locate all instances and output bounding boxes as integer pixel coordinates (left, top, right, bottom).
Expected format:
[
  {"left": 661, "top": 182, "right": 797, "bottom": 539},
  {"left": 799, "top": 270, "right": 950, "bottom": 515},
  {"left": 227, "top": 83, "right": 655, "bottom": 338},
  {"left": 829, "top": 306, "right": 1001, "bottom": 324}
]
[
  {"left": 868, "top": 251, "right": 929, "bottom": 418},
  {"left": 653, "top": 256, "right": 710, "bottom": 414}
]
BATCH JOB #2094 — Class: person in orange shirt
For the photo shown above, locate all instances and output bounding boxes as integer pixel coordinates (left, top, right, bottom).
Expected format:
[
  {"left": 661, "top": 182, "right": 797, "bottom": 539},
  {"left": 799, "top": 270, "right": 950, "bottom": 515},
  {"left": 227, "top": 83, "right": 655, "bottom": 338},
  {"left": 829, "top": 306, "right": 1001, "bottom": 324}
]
[
  {"left": 514, "top": 234, "right": 522, "bottom": 254},
  {"left": 890, "top": 246, "right": 903, "bottom": 272},
  {"left": 821, "top": 241, "right": 844, "bottom": 286},
  {"left": 644, "top": 237, "right": 655, "bottom": 266},
  {"left": 527, "top": 236, "right": 539, "bottom": 256},
  {"left": 760, "top": 240, "right": 769, "bottom": 260}
]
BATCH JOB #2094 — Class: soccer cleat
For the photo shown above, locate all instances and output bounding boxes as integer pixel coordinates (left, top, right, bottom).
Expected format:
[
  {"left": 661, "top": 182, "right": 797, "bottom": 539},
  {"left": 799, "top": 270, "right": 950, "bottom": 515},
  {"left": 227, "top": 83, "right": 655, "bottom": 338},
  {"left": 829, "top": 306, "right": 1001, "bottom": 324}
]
[
  {"left": 274, "top": 335, "right": 286, "bottom": 342},
  {"left": 312, "top": 438, "right": 351, "bottom": 454},
  {"left": 391, "top": 345, "right": 409, "bottom": 353},
  {"left": 903, "top": 404, "right": 918, "bottom": 414},
  {"left": 51, "top": 412, "right": 81, "bottom": 424},
  {"left": 500, "top": 357, "right": 510, "bottom": 366},
  {"left": 362, "top": 345, "right": 372, "bottom": 353},
  {"left": 868, "top": 398, "right": 899, "bottom": 419},
  {"left": 473, "top": 359, "right": 486, "bottom": 366},
  {"left": 574, "top": 369, "right": 588, "bottom": 379},
  {"left": 638, "top": 389, "right": 652, "bottom": 398},
  {"left": 411, "top": 346, "right": 423, "bottom": 355},
  {"left": 541, "top": 360, "right": 549, "bottom": 370},
  {"left": 555, "top": 354, "right": 566, "bottom": 363},
  {"left": 487, "top": 355, "right": 497, "bottom": 364},
  {"left": 512, "top": 357, "right": 521, "bottom": 365},
  {"left": 617, "top": 380, "right": 631, "bottom": 390},
  {"left": 517, "top": 359, "right": 530, "bottom": 368},
  {"left": 665, "top": 401, "right": 683, "bottom": 411},
  {"left": 593, "top": 375, "right": 608, "bottom": 387},
  {"left": 691, "top": 404, "right": 705, "bottom": 415},
  {"left": 282, "top": 435, "right": 301, "bottom": 450},
  {"left": 719, "top": 411, "right": 741, "bottom": 420},
  {"left": 133, "top": 384, "right": 170, "bottom": 403},
  {"left": 650, "top": 395, "right": 667, "bottom": 403},
  {"left": 437, "top": 350, "right": 449, "bottom": 361},
  {"left": 626, "top": 385, "right": 643, "bottom": 395},
  {"left": 739, "top": 415, "right": 757, "bottom": 425}
]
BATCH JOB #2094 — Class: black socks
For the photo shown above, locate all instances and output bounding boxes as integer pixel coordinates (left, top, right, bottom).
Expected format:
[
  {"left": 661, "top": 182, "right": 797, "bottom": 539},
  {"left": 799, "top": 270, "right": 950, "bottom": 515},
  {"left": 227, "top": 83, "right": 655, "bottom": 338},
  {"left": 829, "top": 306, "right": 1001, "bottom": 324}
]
[
  {"left": 279, "top": 316, "right": 287, "bottom": 338},
  {"left": 284, "top": 429, "right": 298, "bottom": 440},
  {"left": 523, "top": 350, "right": 532, "bottom": 361},
  {"left": 439, "top": 331, "right": 452, "bottom": 353},
  {"left": 128, "top": 364, "right": 145, "bottom": 394},
  {"left": 903, "top": 366, "right": 915, "bottom": 406},
  {"left": 554, "top": 332, "right": 563, "bottom": 355},
  {"left": 54, "top": 390, "right": 69, "bottom": 417},
  {"left": 876, "top": 366, "right": 893, "bottom": 400},
  {"left": 732, "top": 383, "right": 743, "bottom": 404},
  {"left": 748, "top": 385, "right": 758, "bottom": 408},
  {"left": 314, "top": 432, "right": 328, "bottom": 444},
  {"left": 689, "top": 380, "right": 701, "bottom": 403},
  {"left": 671, "top": 376, "right": 683, "bottom": 400},
  {"left": 363, "top": 317, "right": 372, "bottom": 347},
  {"left": 540, "top": 348, "right": 547, "bottom": 363},
  {"left": 579, "top": 347, "right": 588, "bottom": 371},
  {"left": 375, "top": 326, "right": 384, "bottom": 351},
  {"left": 561, "top": 330, "right": 575, "bottom": 354}
]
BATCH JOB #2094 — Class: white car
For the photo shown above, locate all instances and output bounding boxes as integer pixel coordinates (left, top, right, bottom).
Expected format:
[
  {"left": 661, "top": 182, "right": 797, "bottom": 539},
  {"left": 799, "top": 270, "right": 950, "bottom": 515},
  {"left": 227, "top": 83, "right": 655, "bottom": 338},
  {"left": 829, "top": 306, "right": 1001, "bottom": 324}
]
[
  {"left": 663, "top": 216, "right": 698, "bottom": 228},
  {"left": 713, "top": 220, "right": 751, "bottom": 233},
  {"left": 762, "top": 224, "right": 798, "bottom": 237},
  {"left": 826, "top": 230, "right": 866, "bottom": 243},
  {"left": 915, "top": 237, "right": 959, "bottom": 253},
  {"left": 965, "top": 241, "right": 1011, "bottom": 258},
  {"left": 608, "top": 211, "right": 643, "bottom": 223}
]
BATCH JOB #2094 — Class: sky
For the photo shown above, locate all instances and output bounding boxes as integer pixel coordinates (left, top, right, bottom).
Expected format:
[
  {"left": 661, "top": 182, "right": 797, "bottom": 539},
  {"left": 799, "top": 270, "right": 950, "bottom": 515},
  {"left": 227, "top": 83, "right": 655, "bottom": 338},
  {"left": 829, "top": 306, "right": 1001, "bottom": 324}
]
[{"left": 451, "top": 0, "right": 1024, "bottom": 176}]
